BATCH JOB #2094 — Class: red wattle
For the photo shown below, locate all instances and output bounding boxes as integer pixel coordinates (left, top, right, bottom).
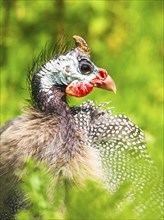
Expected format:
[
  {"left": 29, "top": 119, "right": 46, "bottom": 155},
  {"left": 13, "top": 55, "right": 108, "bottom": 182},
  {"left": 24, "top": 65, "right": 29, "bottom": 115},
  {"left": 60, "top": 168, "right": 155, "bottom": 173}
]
[{"left": 66, "top": 81, "right": 93, "bottom": 97}]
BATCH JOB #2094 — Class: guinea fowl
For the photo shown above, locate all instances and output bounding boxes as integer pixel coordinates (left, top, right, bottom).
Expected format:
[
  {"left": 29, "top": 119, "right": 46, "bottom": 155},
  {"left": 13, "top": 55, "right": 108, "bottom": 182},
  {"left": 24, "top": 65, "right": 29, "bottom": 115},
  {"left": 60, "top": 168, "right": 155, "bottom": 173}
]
[{"left": 0, "top": 36, "right": 163, "bottom": 219}]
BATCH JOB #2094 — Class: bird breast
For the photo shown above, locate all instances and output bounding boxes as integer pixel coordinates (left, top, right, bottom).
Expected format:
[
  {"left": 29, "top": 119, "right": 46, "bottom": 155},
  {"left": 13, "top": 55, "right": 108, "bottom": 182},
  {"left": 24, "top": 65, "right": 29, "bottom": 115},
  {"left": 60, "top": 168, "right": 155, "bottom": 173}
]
[{"left": 0, "top": 110, "right": 103, "bottom": 187}]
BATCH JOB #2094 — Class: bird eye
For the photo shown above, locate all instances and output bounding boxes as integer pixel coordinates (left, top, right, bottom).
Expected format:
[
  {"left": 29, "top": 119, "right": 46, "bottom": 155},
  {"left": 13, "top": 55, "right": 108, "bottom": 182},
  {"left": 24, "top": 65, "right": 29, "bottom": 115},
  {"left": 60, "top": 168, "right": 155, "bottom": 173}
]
[
  {"left": 79, "top": 60, "right": 93, "bottom": 75},
  {"left": 81, "top": 64, "right": 91, "bottom": 73}
]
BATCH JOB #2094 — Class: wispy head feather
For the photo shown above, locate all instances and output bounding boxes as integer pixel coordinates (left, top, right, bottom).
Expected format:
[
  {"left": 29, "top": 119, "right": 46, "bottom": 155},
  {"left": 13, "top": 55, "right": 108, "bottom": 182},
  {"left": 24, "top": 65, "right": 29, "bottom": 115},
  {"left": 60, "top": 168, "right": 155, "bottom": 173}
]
[{"left": 27, "top": 35, "right": 69, "bottom": 104}]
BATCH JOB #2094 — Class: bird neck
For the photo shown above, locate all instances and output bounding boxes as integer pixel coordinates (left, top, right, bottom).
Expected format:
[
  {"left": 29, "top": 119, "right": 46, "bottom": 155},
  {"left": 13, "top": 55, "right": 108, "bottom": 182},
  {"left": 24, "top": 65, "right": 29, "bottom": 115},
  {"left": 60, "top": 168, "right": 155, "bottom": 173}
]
[
  {"left": 31, "top": 74, "right": 77, "bottom": 146},
  {"left": 33, "top": 85, "right": 70, "bottom": 117}
]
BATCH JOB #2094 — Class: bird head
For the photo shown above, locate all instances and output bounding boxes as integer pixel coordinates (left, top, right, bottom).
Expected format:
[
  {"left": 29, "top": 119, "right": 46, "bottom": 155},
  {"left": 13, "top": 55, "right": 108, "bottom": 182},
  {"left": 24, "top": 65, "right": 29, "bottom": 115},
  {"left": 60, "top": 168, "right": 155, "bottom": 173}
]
[{"left": 33, "top": 35, "right": 116, "bottom": 99}]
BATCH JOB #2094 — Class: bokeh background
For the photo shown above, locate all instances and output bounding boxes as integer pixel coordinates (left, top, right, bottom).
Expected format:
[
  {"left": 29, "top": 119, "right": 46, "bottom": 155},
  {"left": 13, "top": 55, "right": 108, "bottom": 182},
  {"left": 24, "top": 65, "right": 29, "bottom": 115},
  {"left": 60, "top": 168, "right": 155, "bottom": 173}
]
[{"left": 0, "top": 0, "right": 163, "bottom": 180}]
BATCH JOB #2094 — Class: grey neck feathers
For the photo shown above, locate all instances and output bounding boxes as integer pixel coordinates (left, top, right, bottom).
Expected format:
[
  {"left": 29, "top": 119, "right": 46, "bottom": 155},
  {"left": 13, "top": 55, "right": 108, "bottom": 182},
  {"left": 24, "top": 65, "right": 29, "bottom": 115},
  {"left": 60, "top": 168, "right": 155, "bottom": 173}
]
[
  {"left": 31, "top": 74, "right": 77, "bottom": 152},
  {"left": 32, "top": 76, "right": 68, "bottom": 116}
]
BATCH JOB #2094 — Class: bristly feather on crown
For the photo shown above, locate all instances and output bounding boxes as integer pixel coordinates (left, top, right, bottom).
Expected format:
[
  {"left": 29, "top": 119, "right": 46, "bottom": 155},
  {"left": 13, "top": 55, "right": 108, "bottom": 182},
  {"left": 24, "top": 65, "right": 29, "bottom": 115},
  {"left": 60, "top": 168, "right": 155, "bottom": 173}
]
[
  {"left": 27, "top": 35, "right": 69, "bottom": 104},
  {"left": 27, "top": 35, "right": 69, "bottom": 85}
]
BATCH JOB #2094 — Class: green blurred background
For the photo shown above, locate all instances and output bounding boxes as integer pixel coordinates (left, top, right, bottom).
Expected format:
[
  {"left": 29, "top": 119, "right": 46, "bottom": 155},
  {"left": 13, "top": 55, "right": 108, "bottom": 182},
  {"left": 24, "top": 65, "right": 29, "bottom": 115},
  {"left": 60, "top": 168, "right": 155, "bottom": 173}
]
[{"left": 0, "top": 0, "right": 163, "bottom": 173}]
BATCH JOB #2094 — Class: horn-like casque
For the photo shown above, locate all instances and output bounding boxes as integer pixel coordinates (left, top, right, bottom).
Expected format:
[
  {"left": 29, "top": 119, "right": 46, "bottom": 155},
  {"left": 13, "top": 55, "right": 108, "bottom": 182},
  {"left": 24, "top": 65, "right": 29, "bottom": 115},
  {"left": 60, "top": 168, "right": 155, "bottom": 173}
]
[{"left": 73, "top": 35, "right": 90, "bottom": 56}]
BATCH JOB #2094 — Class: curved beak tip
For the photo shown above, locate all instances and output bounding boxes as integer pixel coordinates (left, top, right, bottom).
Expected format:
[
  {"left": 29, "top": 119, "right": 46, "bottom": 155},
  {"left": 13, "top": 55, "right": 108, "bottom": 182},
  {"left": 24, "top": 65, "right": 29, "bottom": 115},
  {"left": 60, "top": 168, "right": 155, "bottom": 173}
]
[
  {"left": 111, "top": 80, "right": 117, "bottom": 94},
  {"left": 112, "top": 85, "right": 117, "bottom": 94},
  {"left": 100, "top": 75, "right": 117, "bottom": 94}
]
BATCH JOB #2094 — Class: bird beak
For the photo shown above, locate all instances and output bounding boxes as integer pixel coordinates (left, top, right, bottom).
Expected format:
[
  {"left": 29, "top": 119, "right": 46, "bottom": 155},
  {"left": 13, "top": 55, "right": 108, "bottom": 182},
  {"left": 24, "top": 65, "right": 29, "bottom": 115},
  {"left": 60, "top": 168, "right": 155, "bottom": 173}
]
[{"left": 90, "top": 69, "right": 117, "bottom": 94}]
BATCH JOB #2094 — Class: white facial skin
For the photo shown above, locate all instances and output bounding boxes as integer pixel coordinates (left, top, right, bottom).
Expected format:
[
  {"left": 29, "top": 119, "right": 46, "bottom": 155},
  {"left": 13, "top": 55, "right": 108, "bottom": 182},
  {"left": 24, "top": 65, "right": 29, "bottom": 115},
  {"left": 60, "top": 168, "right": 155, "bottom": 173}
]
[{"left": 37, "top": 48, "right": 99, "bottom": 92}]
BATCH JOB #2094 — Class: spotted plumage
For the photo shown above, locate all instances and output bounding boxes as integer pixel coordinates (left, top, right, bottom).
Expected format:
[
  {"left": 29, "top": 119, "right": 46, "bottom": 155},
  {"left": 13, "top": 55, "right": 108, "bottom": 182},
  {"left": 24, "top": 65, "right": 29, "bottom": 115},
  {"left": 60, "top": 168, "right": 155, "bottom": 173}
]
[
  {"left": 0, "top": 36, "right": 163, "bottom": 219},
  {"left": 73, "top": 101, "right": 163, "bottom": 216}
]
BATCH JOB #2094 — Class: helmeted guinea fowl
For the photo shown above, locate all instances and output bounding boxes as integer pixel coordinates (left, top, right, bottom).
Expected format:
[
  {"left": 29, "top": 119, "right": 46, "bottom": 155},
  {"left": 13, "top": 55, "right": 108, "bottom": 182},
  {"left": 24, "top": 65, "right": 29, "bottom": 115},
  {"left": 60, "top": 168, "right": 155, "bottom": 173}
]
[{"left": 0, "top": 36, "right": 163, "bottom": 219}]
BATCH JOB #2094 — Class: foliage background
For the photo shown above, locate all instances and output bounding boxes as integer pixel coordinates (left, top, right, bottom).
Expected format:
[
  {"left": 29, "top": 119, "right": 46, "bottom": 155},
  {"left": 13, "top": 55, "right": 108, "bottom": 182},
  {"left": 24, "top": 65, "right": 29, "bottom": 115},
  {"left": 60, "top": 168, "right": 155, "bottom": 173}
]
[{"left": 0, "top": 0, "right": 163, "bottom": 219}]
